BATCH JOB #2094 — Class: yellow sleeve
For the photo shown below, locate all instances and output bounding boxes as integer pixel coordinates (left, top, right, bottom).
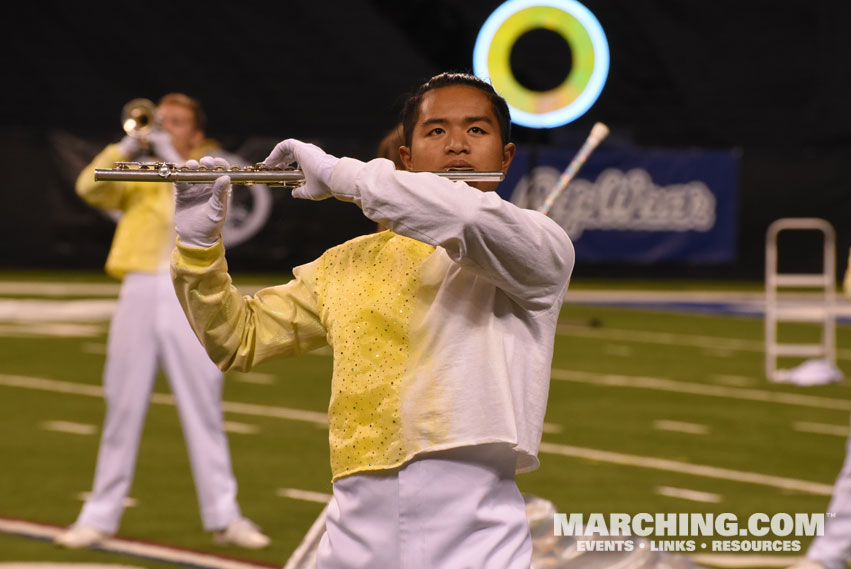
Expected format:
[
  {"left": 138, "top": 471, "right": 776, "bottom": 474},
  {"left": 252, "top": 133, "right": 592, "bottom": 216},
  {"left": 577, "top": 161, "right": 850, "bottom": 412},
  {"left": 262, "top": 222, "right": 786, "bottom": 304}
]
[
  {"left": 171, "top": 240, "right": 328, "bottom": 372},
  {"left": 75, "top": 144, "right": 130, "bottom": 211}
]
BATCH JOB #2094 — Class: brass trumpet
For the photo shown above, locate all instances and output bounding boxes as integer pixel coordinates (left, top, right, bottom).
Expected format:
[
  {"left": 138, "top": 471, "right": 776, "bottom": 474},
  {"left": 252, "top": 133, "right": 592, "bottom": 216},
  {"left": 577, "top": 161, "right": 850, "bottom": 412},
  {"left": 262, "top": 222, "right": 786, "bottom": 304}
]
[
  {"left": 120, "top": 98, "right": 158, "bottom": 145},
  {"left": 94, "top": 162, "right": 506, "bottom": 188}
]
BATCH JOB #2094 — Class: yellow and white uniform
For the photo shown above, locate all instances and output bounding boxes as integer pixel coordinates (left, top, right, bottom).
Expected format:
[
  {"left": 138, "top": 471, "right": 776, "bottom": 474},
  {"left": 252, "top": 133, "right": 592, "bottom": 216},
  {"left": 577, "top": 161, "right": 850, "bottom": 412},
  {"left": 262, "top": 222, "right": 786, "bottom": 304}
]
[
  {"left": 172, "top": 156, "right": 575, "bottom": 567},
  {"left": 72, "top": 142, "right": 244, "bottom": 534}
]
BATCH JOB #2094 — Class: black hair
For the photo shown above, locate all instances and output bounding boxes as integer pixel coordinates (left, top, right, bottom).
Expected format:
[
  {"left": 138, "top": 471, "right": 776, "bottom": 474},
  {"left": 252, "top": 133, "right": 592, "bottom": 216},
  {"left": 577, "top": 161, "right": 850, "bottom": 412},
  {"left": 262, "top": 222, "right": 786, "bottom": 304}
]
[{"left": 400, "top": 72, "right": 511, "bottom": 147}]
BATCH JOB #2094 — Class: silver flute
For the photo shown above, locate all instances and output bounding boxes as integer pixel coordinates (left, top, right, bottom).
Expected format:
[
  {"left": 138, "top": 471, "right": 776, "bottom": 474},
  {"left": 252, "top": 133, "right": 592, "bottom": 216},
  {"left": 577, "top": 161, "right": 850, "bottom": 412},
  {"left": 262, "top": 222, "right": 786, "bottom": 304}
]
[{"left": 94, "top": 162, "right": 505, "bottom": 188}]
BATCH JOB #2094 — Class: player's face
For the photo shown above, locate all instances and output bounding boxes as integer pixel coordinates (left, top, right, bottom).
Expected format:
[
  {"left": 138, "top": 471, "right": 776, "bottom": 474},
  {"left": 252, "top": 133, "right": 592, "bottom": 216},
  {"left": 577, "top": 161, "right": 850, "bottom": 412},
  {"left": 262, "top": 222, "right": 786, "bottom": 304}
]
[
  {"left": 156, "top": 102, "right": 203, "bottom": 159},
  {"left": 400, "top": 85, "right": 515, "bottom": 192}
]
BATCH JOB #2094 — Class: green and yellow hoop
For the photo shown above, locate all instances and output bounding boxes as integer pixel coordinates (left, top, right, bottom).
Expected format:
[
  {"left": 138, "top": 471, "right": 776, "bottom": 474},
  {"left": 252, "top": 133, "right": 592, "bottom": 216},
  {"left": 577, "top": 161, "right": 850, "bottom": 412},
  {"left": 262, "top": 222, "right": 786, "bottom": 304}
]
[{"left": 473, "top": 0, "right": 609, "bottom": 128}]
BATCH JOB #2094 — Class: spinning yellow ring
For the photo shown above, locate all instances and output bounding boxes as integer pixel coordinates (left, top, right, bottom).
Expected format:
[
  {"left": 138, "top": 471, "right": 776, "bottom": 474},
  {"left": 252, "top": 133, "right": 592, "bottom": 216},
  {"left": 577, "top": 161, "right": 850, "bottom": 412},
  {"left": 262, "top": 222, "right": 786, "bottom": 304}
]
[{"left": 473, "top": 0, "right": 609, "bottom": 128}]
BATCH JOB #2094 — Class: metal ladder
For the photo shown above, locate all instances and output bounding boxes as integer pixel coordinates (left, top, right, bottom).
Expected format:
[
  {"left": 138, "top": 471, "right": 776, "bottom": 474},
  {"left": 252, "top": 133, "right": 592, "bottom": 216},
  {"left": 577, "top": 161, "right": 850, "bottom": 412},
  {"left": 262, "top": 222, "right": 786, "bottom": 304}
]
[{"left": 764, "top": 218, "right": 836, "bottom": 381}]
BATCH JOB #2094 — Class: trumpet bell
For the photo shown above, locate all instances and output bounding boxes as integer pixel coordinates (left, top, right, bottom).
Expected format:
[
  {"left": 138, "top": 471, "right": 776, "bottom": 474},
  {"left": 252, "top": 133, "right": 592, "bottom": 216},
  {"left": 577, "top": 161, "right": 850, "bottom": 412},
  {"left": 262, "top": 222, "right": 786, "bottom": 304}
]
[{"left": 121, "top": 98, "right": 157, "bottom": 139}]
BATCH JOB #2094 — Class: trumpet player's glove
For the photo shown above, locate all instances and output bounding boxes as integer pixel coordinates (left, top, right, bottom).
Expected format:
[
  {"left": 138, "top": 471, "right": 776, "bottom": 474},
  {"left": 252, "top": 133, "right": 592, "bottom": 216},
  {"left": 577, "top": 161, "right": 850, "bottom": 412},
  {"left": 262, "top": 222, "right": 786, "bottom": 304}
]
[
  {"left": 147, "top": 130, "right": 184, "bottom": 164},
  {"left": 263, "top": 139, "right": 339, "bottom": 200},
  {"left": 174, "top": 156, "right": 231, "bottom": 249},
  {"left": 116, "top": 134, "right": 143, "bottom": 160}
]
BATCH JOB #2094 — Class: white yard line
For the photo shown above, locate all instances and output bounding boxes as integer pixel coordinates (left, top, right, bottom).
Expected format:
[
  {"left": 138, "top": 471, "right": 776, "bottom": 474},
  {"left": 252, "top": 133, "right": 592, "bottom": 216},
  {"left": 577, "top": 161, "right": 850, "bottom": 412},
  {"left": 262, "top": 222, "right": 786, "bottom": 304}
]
[
  {"left": 0, "top": 374, "right": 328, "bottom": 426},
  {"left": 0, "top": 517, "right": 273, "bottom": 569},
  {"left": 41, "top": 420, "right": 97, "bottom": 436},
  {"left": 565, "top": 291, "right": 766, "bottom": 303},
  {"left": 653, "top": 420, "right": 710, "bottom": 435},
  {"left": 0, "top": 281, "right": 275, "bottom": 297},
  {"left": 558, "top": 324, "right": 763, "bottom": 352},
  {"left": 276, "top": 488, "right": 333, "bottom": 504},
  {"left": 0, "top": 322, "right": 105, "bottom": 338},
  {"left": 230, "top": 372, "right": 276, "bottom": 385},
  {"left": 0, "top": 299, "right": 116, "bottom": 321},
  {"left": 538, "top": 442, "right": 833, "bottom": 495},
  {"left": 655, "top": 485, "right": 722, "bottom": 503},
  {"left": 215, "top": 399, "right": 327, "bottom": 425},
  {"left": 557, "top": 323, "right": 851, "bottom": 361},
  {"left": 0, "top": 375, "right": 104, "bottom": 397},
  {"left": 0, "top": 282, "right": 121, "bottom": 296},
  {"left": 793, "top": 421, "right": 849, "bottom": 437},
  {"left": 222, "top": 421, "right": 260, "bottom": 435},
  {"left": 552, "top": 368, "right": 851, "bottom": 412},
  {"left": 565, "top": 290, "right": 851, "bottom": 319}
]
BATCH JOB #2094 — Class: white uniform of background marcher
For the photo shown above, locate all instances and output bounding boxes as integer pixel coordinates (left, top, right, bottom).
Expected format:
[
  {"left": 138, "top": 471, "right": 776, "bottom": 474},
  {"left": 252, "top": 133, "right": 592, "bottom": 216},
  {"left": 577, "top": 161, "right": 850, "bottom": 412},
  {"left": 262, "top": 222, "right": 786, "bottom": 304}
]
[
  {"left": 55, "top": 94, "right": 269, "bottom": 550},
  {"left": 788, "top": 257, "right": 851, "bottom": 569},
  {"left": 798, "top": 427, "right": 851, "bottom": 569}
]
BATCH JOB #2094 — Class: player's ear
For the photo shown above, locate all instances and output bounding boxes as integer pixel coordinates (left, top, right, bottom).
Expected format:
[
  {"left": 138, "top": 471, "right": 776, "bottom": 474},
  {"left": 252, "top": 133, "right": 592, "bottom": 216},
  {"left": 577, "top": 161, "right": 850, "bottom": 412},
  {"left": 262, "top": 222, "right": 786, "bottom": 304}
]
[
  {"left": 501, "top": 143, "right": 516, "bottom": 171},
  {"left": 400, "top": 146, "right": 413, "bottom": 170}
]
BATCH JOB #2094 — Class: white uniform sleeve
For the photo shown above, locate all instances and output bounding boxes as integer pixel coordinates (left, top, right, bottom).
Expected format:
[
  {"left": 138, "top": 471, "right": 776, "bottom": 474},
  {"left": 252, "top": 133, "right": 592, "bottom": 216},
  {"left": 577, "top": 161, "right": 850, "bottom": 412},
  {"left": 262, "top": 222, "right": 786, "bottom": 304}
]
[{"left": 329, "top": 157, "right": 575, "bottom": 310}]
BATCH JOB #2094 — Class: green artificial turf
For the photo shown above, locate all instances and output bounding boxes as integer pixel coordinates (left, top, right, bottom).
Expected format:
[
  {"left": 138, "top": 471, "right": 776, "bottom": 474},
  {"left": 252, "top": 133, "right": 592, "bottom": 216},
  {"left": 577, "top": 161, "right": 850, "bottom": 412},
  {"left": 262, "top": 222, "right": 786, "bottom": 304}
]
[{"left": 0, "top": 272, "right": 845, "bottom": 567}]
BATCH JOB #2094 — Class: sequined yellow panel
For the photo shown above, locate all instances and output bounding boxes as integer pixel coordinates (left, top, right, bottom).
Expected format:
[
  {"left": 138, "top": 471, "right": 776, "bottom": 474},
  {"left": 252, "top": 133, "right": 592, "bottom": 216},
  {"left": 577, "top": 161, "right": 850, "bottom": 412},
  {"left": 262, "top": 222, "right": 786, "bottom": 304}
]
[{"left": 314, "top": 231, "right": 435, "bottom": 479}]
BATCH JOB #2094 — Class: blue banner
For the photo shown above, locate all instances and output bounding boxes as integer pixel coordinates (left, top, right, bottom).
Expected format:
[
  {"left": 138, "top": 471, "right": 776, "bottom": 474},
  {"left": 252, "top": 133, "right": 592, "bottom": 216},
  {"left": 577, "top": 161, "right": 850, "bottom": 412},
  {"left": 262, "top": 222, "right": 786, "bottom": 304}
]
[{"left": 499, "top": 146, "right": 738, "bottom": 263}]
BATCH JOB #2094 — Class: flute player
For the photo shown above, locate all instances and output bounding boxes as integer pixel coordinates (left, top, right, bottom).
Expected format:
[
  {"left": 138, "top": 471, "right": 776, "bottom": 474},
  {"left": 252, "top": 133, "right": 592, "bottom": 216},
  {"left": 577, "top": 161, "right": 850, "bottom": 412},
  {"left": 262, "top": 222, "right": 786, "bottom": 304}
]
[{"left": 170, "top": 73, "right": 574, "bottom": 568}]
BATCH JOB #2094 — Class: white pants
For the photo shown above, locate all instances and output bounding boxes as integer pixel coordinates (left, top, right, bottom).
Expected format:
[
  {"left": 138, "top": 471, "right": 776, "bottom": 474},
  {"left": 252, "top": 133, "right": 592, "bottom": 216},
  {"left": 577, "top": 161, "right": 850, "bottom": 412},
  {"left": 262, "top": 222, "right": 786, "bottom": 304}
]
[
  {"left": 76, "top": 272, "right": 241, "bottom": 533},
  {"left": 808, "top": 418, "right": 851, "bottom": 569},
  {"left": 317, "top": 443, "right": 532, "bottom": 569}
]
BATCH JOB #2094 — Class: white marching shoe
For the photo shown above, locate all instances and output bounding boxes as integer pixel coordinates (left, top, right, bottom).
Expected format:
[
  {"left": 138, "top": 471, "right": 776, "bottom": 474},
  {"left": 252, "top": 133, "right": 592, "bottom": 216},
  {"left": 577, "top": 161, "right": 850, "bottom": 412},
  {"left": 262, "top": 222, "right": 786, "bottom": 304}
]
[
  {"left": 214, "top": 517, "right": 271, "bottom": 549},
  {"left": 54, "top": 524, "right": 109, "bottom": 549}
]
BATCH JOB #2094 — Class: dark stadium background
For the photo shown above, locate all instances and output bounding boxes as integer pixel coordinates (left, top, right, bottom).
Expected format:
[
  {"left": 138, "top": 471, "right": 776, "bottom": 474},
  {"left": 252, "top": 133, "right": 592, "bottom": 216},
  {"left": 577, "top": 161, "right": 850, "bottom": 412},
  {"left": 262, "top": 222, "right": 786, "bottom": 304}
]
[{"left": 2, "top": 1, "right": 849, "bottom": 279}]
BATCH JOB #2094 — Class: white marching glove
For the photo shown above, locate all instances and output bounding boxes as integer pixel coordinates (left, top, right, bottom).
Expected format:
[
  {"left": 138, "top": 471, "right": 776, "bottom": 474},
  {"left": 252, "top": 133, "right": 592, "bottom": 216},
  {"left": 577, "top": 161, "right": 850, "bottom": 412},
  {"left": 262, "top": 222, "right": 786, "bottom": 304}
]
[
  {"left": 174, "top": 156, "right": 231, "bottom": 248},
  {"left": 263, "top": 139, "right": 339, "bottom": 200},
  {"left": 115, "top": 134, "right": 143, "bottom": 160},
  {"left": 147, "top": 129, "right": 184, "bottom": 164}
]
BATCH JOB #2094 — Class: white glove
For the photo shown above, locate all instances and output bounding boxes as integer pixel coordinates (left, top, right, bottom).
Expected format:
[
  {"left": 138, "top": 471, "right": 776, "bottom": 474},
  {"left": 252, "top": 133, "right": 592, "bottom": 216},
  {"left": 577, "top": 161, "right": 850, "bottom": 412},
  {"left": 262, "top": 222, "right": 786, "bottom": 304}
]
[
  {"left": 115, "top": 134, "right": 143, "bottom": 160},
  {"left": 147, "top": 129, "right": 183, "bottom": 164},
  {"left": 174, "top": 156, "right": 231, "bottom": 248},
  {"left": 263, "top": 139, "right": 339, "bottom": 200}
]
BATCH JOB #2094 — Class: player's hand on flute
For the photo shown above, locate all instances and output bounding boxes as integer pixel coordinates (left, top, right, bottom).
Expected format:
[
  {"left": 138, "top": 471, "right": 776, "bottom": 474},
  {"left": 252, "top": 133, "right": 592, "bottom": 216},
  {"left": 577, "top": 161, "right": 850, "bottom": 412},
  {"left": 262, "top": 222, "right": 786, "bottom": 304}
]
[
  {"left": 263, "top": 139, "right": 339, "bottom": 201},
  {"left": 174, "top": 156, "right": 231, "bottom": 248}
]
